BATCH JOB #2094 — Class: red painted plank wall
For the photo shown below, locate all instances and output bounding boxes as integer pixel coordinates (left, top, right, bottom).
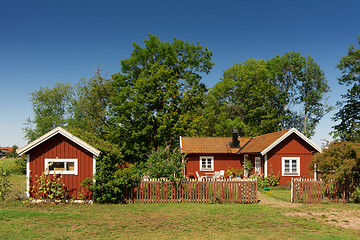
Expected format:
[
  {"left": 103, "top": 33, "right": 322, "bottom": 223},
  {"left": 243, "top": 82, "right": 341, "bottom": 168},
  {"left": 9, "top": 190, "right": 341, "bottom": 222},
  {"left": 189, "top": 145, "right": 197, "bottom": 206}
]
[
  {"left": 186, "top": 153, "right": 262, "bottom": 179},
  {"left": 266, "top": 133, "right": 316, "bottom": 186},
  {"left": 28, "top": 134, "right": 94, "bottom": 199}
]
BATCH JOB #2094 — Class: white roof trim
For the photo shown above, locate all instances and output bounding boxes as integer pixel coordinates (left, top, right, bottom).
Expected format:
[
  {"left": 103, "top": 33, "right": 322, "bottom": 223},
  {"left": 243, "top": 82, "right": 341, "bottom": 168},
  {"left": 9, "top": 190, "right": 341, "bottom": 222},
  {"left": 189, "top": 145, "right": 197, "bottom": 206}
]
[
  {"left": 16, "top": 127, "right": 101, "bottom": 156},
  {"left": 260, "top": 128, "right": 322, "bottom": 156}
]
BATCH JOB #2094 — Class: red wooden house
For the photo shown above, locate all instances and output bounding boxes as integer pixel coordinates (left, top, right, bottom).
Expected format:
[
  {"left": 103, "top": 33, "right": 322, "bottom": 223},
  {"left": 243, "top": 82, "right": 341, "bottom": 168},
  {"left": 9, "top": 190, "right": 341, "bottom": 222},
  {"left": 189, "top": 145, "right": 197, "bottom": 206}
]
[
  {"left": 16, "top": 127, "right": 101, "bottom": 199},
  {"left": 180, "top": 128, "right": 321, "bottom": 185}
]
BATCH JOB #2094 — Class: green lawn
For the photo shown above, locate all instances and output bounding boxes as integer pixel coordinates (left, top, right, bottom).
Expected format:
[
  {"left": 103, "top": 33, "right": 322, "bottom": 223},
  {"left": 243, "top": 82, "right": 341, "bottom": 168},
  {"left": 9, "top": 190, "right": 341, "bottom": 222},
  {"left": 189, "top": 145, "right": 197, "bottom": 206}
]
[
  {"left": 1, "top": 176, "right": 360, "bottom": 239},
  {"left": 0, "top": 196, "right": 360, "bottom": 239}
]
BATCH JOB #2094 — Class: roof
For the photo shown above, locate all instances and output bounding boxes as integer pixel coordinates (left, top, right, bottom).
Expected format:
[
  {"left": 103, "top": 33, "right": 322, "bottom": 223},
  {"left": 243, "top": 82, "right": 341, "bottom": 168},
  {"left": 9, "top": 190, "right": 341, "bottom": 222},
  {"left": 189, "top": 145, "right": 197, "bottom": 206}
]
[
  {"left": 0, "top": 147, "right": 13, "bottom": 153},
  {"left": 240, "top": 129, "right": 291, "bottom": 154},
  {"left": 180, "top": 128, "right": 321, "bottom": 155},
  {"left": 180, "top": 136, "right": 252, "bottom": 154},
  {"left": 16, "top": 127, "right": 101, "bottom": 156}
]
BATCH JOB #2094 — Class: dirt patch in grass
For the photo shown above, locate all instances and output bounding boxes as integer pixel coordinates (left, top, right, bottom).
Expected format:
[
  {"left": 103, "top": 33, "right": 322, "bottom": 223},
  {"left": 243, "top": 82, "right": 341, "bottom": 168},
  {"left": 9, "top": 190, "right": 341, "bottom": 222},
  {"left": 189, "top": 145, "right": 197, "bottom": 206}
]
[
  {"left": 285, "top": 210, "right": 360, "bottom": 230},
  {"left": 258, "top": 191, "right": 360, "bottom": 230}
]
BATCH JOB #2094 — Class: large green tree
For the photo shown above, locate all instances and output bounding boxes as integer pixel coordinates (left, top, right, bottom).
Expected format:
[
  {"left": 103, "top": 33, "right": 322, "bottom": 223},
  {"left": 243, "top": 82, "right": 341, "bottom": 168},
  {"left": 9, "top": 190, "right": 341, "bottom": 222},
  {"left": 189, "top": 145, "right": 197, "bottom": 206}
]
[
  {"left": 24, "top": 82, "right": 74, "bottom": 142},
  {"left": 332, "top": 36, "right": 360, "bottom": 142},
  {"left": 68, "top": 70, "right": 114, "bottom": 137},
  {"left": 108, "top": 34, "right": 214, "bottom": 162},
  {"left": 206, "top": 53, "right": 331, "bottom": 138},
  {"left": 203, "top": 58, "right": 280, "bottom": 137}
]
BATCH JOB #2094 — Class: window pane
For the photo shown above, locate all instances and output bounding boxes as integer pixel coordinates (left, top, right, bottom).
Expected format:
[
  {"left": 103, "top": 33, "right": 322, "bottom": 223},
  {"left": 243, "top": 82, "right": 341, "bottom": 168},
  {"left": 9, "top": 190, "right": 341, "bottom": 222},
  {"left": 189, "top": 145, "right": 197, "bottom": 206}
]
[
  {"left": 292, "top": 160, "right": 297, "bottom": 173},
  {"left": 67, "top": 162, "right": 75, "bottom": 171},
  {"left": 284, "top": 160, "right": 289, "bottom": 172},
  {"left": 201, "top": 159, "right": 206, "bottom": 169},
  {"left": 207, "top": 159, "right": 212, "bottom": 168},
  {"left": 51, "top": 162, "right": 65, "bottom": 171}
]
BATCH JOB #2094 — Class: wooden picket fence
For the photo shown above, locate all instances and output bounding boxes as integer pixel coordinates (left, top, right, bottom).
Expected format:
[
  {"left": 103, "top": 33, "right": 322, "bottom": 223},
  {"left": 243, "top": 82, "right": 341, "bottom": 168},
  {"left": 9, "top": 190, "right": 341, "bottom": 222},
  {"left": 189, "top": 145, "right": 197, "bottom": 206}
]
[
  {"left": 291, "top": 178, "right": 359, "bottom": 203},
  {"left": 124, "top": 179, "right": 257, "bottom": 203}
]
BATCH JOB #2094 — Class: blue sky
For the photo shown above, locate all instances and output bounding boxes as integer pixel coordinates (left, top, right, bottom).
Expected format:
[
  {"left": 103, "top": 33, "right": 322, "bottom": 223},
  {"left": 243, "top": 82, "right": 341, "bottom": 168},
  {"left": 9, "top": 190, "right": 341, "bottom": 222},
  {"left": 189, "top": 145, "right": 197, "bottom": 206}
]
[{"left": 1, "top": 0, "right": 359, "bottom": 148}]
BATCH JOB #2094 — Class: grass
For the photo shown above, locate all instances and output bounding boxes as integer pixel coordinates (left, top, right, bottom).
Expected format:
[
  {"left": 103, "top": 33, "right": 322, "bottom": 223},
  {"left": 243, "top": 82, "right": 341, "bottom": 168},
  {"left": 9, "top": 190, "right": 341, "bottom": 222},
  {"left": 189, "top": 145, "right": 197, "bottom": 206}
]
[
  {"left": 261, "top": 189, "right": 291, "bottom": 202},
  {"left": 0, "top": 158, "right": 17, "bottom": 171},
  {"left": 0, "top": 194, "right": 360, "bottom": 239},
  {"left": 1, "top": 177, "right": 360, "bottom": 239}
]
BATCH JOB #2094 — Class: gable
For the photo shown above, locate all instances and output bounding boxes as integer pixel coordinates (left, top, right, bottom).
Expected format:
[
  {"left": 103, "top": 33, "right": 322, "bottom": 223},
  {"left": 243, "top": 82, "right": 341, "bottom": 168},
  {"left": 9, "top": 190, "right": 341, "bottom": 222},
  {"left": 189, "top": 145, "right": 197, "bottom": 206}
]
[
  {"left": 240, "top": 128, "right": 321, "bottom": 155},
  {"left": 16, "top": 127, "right": 100, "bottom": 156}
]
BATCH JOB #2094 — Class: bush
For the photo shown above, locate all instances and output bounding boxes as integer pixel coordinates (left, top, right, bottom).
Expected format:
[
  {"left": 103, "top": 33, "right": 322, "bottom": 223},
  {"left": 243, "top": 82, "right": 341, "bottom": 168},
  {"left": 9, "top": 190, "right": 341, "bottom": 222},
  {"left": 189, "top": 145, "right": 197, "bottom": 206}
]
[
  {"left": 311, "top": 140, "right": 360, "bottom": 200},
  {"left": 141, "top": 146, "right": 186, "bottom": 180},
  {"left": 251, "top": 171, "right": 280, "bottom": 189},
  {"left": 70, "top": 128, "right": 142, "bottom": 203},
  {"left": 0, "top": 163, "right": 12, "bottom": 200},
  {"left": 9, "top": 156, "right": 26, "bottom": 175},
  {"left": 32, "top": 170, "right": 69, "bottom": 199},
  {"left": 226, "top": 166, "right": 243, "bottom": 178}
]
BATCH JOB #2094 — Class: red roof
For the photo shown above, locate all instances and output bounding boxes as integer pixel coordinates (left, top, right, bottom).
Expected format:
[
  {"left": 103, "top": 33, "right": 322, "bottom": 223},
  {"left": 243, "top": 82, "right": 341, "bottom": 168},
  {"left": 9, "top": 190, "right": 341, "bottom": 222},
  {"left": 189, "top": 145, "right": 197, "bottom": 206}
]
[
  {"left": 180, "top": 128, "right": 321, "bottom": 155},
  {"left": 0, "top": 147, "right": 13, "bottom": 153}
]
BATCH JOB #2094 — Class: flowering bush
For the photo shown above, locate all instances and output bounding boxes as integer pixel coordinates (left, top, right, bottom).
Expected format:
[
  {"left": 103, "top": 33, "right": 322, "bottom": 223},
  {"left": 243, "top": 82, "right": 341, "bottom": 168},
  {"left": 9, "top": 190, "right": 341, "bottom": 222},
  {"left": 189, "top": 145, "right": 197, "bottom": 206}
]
[
  {"left": 0, "top": 163, "right": 12, "bottom": 200},
  {"left": 32, "top": 170, "right": 69, "bottom": 199},
  {"left": 251, "top": 171, "right": 280, "bottom": 189},
  {"left": 141, "top": 146, "right": 186, "bottom": 180}
]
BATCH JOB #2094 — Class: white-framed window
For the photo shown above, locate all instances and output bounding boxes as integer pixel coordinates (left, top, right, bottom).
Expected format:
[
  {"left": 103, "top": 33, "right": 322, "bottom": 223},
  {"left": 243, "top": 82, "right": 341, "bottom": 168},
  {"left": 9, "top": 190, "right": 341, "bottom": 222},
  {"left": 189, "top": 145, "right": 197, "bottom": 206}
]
[
  {"left": 255, "top": 157, "right": 261, "bottom": 174},
  {"left": 45, "top": 158, "right": 78, "bottom": 175},
  {"left": 282, "top": 157, "right": 300, "bottom": 176},
  {"left": 200, "top": 156, "right": 214, "bottom": 171}
]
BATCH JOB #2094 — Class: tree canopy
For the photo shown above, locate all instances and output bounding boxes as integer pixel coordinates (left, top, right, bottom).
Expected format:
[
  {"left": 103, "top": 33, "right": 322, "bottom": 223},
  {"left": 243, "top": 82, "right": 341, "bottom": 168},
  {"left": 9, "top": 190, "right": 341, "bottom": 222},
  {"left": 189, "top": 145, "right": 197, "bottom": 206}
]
[
  {"left": 204, "top": 53, "right": 331, "bottom": 138},
  {"left": 332, "top": 36, "right": 360, "bottom": 142},
  {"left": 107, "top": 34, "right": 214, "bottom": 162}
]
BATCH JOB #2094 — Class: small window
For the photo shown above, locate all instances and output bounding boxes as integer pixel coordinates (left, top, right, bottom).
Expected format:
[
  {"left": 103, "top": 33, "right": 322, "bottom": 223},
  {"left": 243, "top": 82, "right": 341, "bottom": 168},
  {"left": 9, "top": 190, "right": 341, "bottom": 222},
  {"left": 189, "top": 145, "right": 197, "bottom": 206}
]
[
  {"left": 45, "top": 158, "right": 78, "bottom": 175},
  {"left": 200, "top": 156, "right": 214, "bottom": 171},
  {"left": 282, "top": 157, "right": 300, "bottom": 176}
]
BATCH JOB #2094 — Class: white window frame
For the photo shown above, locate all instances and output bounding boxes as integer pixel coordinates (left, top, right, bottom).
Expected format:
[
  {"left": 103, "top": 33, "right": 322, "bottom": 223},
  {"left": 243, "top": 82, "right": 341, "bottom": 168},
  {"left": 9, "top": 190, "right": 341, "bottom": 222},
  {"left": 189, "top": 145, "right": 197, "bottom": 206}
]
[
  {"left": 282, "top": 157, "right": 300, "bottom": 176},
  {"left": 45, "top": 158, "right": 78, "bottom": 175},
  {"left": 200, "top": 156, "right": 214, "bottom": 171}
]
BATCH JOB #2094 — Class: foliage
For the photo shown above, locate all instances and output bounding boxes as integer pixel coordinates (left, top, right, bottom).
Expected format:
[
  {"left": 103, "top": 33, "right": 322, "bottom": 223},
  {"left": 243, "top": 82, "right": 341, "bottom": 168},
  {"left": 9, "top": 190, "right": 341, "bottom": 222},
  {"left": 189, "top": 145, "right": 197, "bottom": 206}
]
[
  {"left": 9, "top": 156, "right": 26, "bottom": 175},
  {"left": 203, "top": 59, "right": 279, "bottom": 137},
  {"left": 311, "top": 140, "right": 360, "bottom": 199},
  {"left": 140, "top": 146, "right": 186, "bottom": 180},
  {"left": 69, "top": 128, "right": 141, "bottom": 203},
  {"left": 349, "top": 187, "right": 360, "bottom": 203},
  {"left": 0, "top": 163, "right": 12, "bottom": 200},
  {"left": 267, "top": 171, "right": 280, "bottom": 187},
  {"left": 68, "top": 70, "right": 114, "bottom": 137},
  {"left": 243, "top": 157, "right": 253, "bottom": 176},
  {"left": 108, "top": 34, "right": 214, "bottom": 162},
  {"left": 333, "top": 36, "right": 360, "bottom": 142},
  {"left": 32, "top": 169, "right": 69, "bottom": 199},
  {"left": 226, "top": 166, "right": 243, "bottom": 178},
  {"left": 5, "top": 145, "right": 18, "bottom": 158},
  {"left": 86, "top": 164, "right": 141, "bottom": 203},
  {"left": 23, "top": 82, "right": 74, "bottom": 142},
  {"left": 207, "top": 53, "right": 331, "bottom": 138},
  {"left": 251, "top": 171, "right": 280, "bottom": 189}
]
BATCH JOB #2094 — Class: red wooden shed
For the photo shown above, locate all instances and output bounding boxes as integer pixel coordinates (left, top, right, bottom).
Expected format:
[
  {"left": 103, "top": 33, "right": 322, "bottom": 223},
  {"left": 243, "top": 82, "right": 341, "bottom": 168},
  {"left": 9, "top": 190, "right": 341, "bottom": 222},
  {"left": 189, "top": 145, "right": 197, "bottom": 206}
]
[
  {"left": 180, "top": 128, "right": 321, "bottom": 186},
  {"left": 16, "top": 127, "right": 101, "bottom": 199}
]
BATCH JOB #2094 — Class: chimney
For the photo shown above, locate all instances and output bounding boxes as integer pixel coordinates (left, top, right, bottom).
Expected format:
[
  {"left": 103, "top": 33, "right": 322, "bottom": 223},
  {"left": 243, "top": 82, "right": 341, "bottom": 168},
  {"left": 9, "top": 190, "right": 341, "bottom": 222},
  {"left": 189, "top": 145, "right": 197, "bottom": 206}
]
[{"left": 232, "top": 129, "right": 240, "bottom": 148}]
